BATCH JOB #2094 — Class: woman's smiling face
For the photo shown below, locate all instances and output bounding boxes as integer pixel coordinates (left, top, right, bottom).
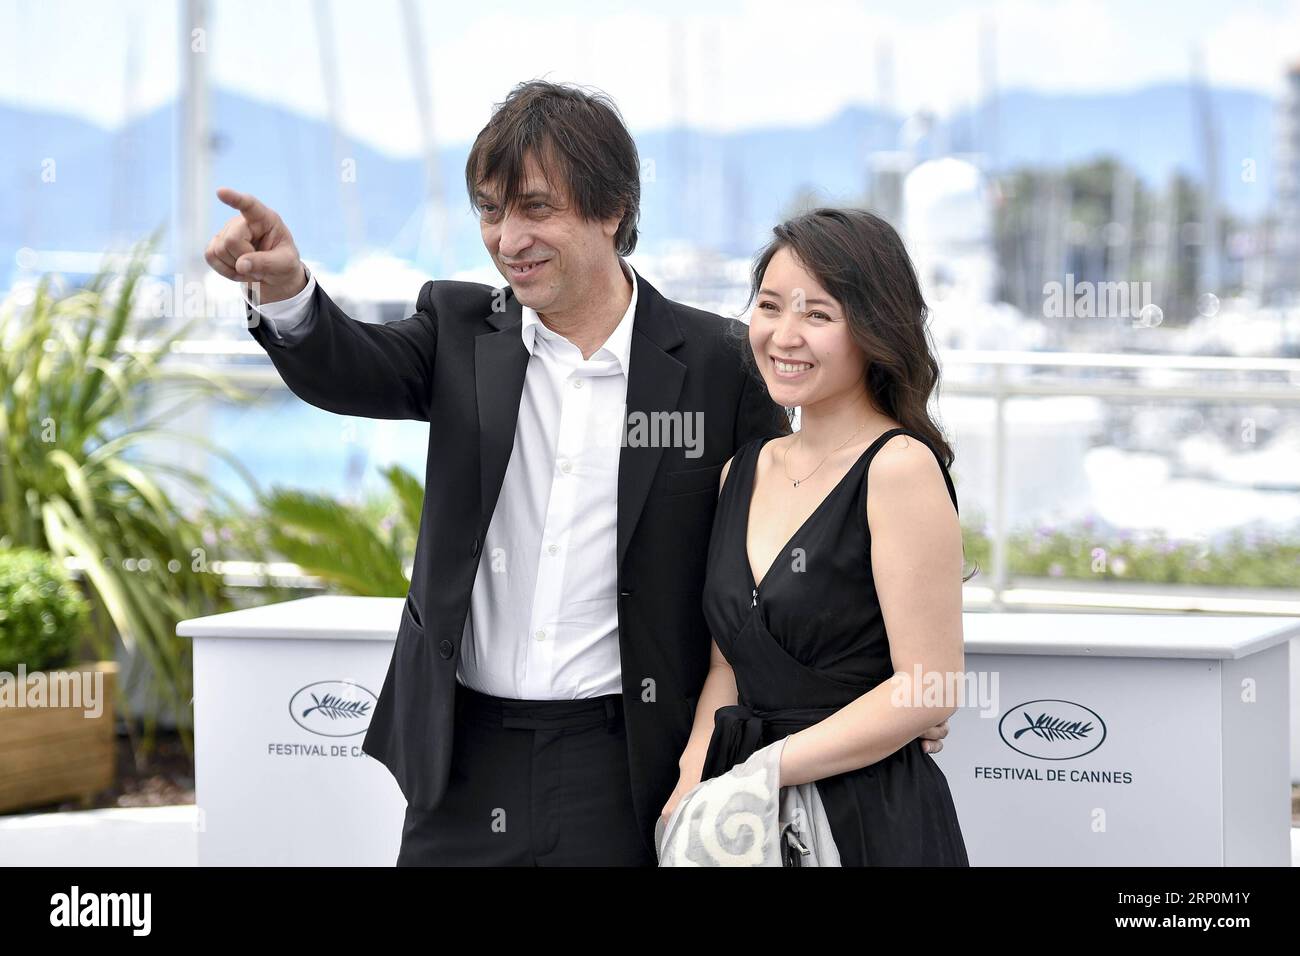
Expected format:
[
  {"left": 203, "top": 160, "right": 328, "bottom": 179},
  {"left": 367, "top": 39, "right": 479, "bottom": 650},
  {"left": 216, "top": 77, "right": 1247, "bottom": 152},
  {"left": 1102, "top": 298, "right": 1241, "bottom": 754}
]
[{"left": 749, "top": 245, "right": 868, "bottom": 409}]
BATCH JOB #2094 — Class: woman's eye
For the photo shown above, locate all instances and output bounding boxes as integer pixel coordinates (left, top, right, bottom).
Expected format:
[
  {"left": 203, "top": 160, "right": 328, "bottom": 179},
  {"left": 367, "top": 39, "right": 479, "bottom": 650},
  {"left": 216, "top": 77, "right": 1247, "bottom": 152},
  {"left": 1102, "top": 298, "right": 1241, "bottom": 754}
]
[
  {"left": 758, "top": 301, "right": 778, "bottom": 311},
  {"left": 808, "top": 311, "right": 831, "bottom": 321}
]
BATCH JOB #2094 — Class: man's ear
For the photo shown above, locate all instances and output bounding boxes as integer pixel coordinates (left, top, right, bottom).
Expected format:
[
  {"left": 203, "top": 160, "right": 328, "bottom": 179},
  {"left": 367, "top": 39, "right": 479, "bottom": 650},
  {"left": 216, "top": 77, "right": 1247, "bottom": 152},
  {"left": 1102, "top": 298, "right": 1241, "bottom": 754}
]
[{"left": 603, "top": 206, "right": 624, "bottom": 240}]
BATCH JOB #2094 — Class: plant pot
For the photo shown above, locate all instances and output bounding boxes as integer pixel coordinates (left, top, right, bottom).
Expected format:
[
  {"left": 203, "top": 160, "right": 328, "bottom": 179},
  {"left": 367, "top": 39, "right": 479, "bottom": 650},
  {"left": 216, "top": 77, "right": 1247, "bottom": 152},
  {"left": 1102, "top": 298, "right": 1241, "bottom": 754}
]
[{"left": 0, "top": 661, "right": 118, "bottom": 813}]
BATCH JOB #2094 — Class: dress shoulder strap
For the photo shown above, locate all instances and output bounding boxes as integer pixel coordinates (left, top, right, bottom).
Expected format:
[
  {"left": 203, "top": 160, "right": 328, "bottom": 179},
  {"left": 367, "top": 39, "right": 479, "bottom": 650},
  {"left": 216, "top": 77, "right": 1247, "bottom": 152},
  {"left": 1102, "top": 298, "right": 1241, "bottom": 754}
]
[
  {"left": 863, "top": 427, "right": 959, "bottom": 515},
  {"left": 721, "top": 435, "right": 768, "bottom": 499}
]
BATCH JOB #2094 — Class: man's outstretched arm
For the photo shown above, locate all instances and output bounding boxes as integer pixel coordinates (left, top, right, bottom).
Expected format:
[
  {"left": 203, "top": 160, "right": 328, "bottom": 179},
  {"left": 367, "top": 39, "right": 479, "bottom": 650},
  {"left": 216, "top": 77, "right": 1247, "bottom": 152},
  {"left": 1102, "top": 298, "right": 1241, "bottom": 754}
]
[{"left": 206, "top": 187, "right": 438, "bottom": 422}]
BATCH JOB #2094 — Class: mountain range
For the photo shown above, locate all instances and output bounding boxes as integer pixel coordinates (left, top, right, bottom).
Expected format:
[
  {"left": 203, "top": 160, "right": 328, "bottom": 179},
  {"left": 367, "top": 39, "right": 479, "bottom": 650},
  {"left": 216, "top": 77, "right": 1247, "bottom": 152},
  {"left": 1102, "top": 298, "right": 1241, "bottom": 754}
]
[{"left": 0, "top": 82, "right": 1280, "bottom": 284}]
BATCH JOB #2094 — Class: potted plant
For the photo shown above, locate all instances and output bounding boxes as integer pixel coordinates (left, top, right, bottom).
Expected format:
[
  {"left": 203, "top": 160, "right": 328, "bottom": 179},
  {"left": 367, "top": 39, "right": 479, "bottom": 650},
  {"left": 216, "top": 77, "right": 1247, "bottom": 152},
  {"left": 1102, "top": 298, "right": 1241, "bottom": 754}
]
[
  {"left": 0, "top": 545, "right": 116, "bottom": 812},
  {"left": 0, "top": 242, "right": 276, "bottom": 759}
]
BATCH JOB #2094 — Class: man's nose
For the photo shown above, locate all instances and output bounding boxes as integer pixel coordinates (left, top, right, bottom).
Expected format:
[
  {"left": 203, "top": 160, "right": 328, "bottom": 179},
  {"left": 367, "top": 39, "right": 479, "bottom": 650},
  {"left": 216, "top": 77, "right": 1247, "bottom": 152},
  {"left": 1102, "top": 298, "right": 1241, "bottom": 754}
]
[{"left": 498, "top": 211, "right": 533, "bottom": 258}]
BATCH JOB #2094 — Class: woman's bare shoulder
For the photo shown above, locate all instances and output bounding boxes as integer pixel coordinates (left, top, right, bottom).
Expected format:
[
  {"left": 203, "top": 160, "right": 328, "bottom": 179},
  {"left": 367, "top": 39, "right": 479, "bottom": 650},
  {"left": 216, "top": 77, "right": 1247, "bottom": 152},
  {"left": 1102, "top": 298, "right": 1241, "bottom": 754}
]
[{"left": 865, "top": 432, "right": 951, "bottom": 518}]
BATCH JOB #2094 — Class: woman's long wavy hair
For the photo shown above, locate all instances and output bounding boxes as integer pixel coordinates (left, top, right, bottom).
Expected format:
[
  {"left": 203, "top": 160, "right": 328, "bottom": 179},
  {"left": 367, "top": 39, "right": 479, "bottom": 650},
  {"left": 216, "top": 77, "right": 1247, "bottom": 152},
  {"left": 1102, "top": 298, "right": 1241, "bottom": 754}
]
[{"left": 737, "top": 206, "right": 978, "bottom": 583}]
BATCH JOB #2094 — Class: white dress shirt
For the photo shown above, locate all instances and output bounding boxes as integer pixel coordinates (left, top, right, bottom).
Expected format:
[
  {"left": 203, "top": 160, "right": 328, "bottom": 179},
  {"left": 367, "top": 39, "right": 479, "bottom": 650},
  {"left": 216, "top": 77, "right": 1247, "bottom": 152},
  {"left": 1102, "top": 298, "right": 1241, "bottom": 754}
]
[
  {"left": 242, "top": 267, "right": 320, "bottom": 344},
  {"left": 244, "top": 262, "right": 638, "bottom": 700}
]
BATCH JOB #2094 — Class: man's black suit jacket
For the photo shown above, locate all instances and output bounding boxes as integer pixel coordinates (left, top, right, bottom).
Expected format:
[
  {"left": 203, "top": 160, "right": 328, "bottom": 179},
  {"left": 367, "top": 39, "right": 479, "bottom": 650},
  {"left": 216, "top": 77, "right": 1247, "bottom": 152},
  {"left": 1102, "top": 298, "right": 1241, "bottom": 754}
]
[{"left": 245, "top": 265, "right": 790, "bottom": 854}]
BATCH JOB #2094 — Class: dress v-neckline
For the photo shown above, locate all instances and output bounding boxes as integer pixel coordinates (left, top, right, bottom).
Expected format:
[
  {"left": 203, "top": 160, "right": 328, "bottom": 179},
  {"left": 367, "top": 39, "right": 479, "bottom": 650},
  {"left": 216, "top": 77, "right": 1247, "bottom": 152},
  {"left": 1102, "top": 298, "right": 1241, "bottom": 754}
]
[{"left": 743, "top": 428, "right": 908, "bottom": 591}]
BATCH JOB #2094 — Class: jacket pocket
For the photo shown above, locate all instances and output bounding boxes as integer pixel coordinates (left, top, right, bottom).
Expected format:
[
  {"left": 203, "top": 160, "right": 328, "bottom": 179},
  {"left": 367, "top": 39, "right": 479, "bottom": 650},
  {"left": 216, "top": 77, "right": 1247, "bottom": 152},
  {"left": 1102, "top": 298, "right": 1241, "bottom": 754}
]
[
  {"left": 664, "top": 463, "right": 724, "bottom": 497},
  {"left": 403, "top": 592, "right": 424, "bottom": 631}
]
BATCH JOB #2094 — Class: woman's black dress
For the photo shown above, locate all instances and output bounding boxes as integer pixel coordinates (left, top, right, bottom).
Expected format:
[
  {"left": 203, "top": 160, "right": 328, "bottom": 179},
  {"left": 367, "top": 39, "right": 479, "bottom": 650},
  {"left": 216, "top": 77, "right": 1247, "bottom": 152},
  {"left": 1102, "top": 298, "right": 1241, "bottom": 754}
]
[{"left": 700, "top": 427, "right": 969, "bottom": 866}]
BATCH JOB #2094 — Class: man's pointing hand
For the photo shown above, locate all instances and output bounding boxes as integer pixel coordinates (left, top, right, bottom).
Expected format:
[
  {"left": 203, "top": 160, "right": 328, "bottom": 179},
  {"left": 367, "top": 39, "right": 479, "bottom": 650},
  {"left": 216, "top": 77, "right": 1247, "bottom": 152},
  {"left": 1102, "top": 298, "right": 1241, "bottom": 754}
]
[{"left": 205, "top": 187, "right": 307, "bottom": 304}]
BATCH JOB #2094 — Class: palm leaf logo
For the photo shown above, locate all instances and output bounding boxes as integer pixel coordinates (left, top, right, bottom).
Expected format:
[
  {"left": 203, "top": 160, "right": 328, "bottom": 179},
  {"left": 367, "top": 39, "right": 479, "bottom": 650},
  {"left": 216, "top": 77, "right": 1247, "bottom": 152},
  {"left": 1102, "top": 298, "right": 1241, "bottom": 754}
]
[
  {"left": 301, "top": 692, "right": 372, "bottom": 721},
  {"left": 1012, "top": 711, "right": 1094, "bottom": 741}
]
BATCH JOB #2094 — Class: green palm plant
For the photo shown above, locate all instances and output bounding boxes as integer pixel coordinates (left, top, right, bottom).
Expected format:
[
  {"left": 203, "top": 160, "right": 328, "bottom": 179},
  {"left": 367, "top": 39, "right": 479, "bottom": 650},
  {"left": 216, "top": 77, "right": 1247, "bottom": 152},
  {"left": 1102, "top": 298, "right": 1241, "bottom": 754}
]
[
  {"left": 0, "top": 239, "right": 274, "bottom": 755},
  {"left": 259, "top": 463, "right": 423, "bottom": 597}
]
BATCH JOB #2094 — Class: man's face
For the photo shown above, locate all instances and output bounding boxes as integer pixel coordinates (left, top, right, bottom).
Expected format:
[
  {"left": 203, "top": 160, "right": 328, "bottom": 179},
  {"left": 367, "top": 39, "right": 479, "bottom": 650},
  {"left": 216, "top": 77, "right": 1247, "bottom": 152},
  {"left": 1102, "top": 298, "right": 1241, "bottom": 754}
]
[{"left": 476, "top": 152, "right": 622, "bottom": 314}]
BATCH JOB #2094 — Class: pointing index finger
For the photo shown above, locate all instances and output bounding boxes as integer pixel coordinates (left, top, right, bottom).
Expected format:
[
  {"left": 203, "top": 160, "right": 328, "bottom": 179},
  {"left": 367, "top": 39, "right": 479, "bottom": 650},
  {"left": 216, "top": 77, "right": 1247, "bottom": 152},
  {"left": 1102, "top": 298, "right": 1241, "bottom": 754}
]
[{"left": 216, "top": 187, "right": 274, "bottom": 225}]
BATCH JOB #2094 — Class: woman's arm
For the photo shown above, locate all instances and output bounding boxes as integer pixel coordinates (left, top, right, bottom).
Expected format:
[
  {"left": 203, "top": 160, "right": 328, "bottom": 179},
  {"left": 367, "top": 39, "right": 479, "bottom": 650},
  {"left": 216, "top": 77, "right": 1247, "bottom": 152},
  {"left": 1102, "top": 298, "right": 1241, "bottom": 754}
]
[
  {"left": 778, "top": 434, "right": 965, "bottom": 787},
  {"left": 675, "top": 638, "right": 740, "bottom": 787},
  {"left": 661, "top": 459, "right": 742, "bottom": 821}
]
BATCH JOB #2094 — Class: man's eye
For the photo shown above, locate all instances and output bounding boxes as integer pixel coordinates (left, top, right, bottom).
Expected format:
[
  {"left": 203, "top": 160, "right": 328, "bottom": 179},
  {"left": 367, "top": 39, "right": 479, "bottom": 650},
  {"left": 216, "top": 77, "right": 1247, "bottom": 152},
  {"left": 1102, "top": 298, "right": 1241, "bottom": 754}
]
[{"left": 528, "top": 202, "right": 548, "bottom": 211}]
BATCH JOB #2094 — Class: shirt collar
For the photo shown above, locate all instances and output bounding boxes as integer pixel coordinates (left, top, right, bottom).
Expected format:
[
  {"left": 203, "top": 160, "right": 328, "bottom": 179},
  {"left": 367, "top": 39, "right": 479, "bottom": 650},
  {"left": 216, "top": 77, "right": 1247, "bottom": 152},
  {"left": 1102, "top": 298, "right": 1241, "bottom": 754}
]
[{"left": 519, "top": 258, "right": 638, "bottom": 375}]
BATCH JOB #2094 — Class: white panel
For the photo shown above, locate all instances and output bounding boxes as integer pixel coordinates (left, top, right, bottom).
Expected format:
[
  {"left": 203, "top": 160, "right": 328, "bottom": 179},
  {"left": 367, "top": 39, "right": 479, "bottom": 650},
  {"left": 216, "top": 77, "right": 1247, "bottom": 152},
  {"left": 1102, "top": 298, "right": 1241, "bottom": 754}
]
[
  {"left": 941, "top": 654, "right": 1222, "bottom": 866},
  {"left": 193, "top": 636, "right": 405, "bottom": 866},
  {"left": 1222, "top": 641, "right": 1291, "bottom": 865}
]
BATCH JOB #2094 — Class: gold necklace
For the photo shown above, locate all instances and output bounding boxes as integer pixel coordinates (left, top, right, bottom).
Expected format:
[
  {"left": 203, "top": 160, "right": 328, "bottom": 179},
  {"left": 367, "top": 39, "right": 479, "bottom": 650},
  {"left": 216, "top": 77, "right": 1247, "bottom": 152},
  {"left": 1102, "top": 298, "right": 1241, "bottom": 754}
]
[{"left": 782, "top": 420, "right": 871, "bottom": 488}]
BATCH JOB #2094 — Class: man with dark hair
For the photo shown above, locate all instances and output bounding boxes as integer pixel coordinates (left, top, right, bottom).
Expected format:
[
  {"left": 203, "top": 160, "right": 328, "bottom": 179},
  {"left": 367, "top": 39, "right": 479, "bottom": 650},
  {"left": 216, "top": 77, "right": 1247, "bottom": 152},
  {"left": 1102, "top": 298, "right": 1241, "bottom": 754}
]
[{"left": 205, "top": 79, "right": 947, "bottom": 866}]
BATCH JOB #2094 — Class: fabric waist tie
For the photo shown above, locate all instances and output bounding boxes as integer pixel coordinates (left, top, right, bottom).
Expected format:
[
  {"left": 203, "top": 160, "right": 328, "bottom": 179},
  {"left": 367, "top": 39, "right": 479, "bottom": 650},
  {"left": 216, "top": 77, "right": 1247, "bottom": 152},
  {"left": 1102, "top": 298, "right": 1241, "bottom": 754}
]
[{"left": 702, "top": 703, "right": 838, "bottom": 780}]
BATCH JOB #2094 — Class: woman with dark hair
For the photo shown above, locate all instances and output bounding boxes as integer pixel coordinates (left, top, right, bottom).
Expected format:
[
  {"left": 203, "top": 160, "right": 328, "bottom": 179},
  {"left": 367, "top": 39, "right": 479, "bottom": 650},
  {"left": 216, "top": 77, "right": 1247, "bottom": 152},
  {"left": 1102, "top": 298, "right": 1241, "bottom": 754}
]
[{"left": 662, "top": 207, "right": 973, "bottom": 865}]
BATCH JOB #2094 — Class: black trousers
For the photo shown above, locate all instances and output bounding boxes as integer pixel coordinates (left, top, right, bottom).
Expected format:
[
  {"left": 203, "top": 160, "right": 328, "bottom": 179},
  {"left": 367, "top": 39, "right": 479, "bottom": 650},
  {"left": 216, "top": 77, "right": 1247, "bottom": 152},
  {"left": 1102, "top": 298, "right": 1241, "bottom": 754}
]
[{"left": 395, "top": 682, "right": 657, "bottom": 866}]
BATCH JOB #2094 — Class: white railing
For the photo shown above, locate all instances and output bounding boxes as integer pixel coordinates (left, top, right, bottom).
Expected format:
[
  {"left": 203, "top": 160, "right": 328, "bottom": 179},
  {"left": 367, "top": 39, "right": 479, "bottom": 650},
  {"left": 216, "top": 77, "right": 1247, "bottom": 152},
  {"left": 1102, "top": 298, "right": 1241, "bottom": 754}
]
[
  {"left": 937, "top": 351, "right": 1300, "bottom": 610},
  {"left": 147, "top": 343, "right": 1300, "bottom": 614}
]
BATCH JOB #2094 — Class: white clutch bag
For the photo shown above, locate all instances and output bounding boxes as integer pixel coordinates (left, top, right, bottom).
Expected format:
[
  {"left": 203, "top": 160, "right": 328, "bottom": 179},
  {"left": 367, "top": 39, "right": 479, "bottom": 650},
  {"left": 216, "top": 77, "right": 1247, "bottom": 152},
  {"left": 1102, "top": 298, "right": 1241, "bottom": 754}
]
[{"left": 655, "top": 736, "right": 841, "bottom": 867}]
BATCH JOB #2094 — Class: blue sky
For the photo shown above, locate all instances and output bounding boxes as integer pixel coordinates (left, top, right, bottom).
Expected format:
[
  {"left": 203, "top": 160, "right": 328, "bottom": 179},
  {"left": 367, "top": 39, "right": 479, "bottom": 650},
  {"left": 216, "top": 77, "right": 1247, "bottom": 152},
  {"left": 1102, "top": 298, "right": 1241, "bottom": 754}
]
[{"left": 2, "top": 0, "right": 1297, "bottom": 157}]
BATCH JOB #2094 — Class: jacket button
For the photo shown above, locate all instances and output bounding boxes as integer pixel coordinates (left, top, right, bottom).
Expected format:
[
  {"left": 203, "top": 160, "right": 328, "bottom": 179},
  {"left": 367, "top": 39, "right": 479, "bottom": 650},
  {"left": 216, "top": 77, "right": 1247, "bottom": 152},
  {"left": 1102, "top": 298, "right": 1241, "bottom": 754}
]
[
  {"left": 439, "top": 640, "right": 455, "bottom": 660},
  {"left": 471, "top": 536, "right": 480, "bottom": 557}
]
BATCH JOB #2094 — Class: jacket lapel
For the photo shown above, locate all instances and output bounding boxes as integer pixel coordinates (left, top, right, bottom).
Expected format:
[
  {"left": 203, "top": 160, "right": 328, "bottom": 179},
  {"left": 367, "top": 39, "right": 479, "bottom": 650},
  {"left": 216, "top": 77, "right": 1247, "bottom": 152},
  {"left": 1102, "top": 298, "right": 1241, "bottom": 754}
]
[
  {"left": 475, "top": 293, "right": 528, "bottom": 527},
  {"left": 616, "top": 270, "right": 685, "bottom": 569}
]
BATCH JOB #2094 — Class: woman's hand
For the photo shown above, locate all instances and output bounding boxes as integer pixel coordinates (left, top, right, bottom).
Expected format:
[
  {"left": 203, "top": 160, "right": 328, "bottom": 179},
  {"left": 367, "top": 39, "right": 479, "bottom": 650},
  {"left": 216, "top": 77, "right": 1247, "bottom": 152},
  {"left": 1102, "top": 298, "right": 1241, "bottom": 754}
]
[
  {"left": 919, "top": 717, "right": 949, "bottom": 754},
  {"left": 660, "top": 771, "right": 700, "bottom": 827}
]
